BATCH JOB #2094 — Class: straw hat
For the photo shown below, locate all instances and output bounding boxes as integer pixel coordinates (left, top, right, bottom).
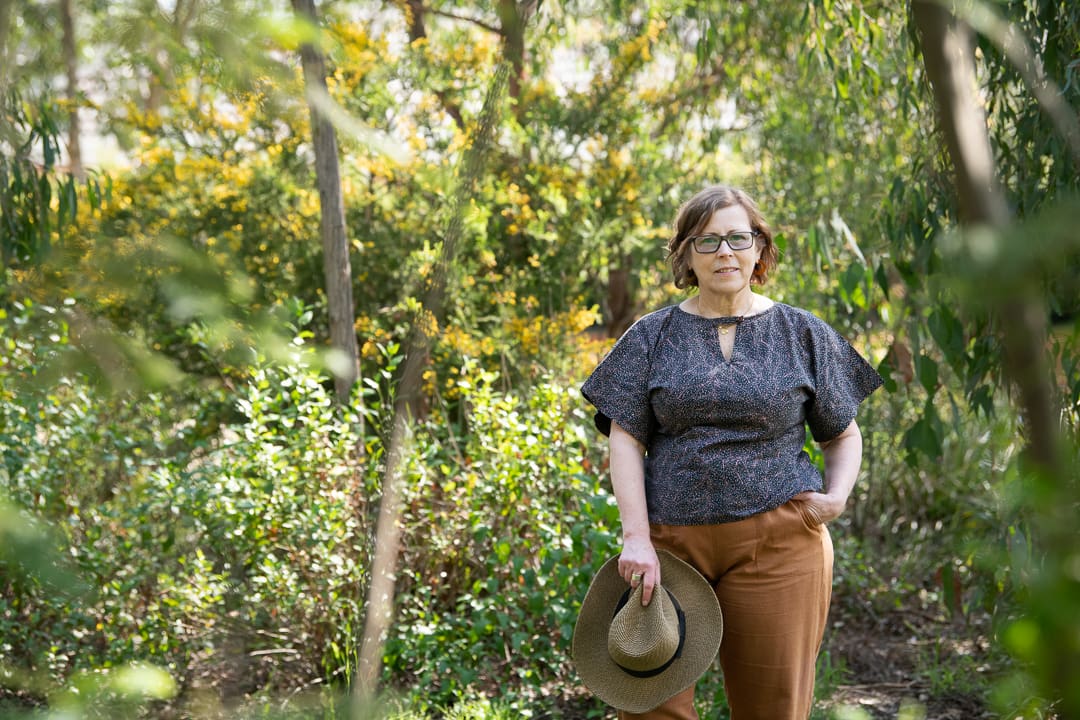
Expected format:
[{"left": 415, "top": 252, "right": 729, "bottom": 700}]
[{"left": 572, "top": 551, "right": 723, "bottom": 713}]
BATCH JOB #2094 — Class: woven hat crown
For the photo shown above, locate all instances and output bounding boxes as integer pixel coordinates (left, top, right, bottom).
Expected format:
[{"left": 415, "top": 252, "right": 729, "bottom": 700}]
[
  {"left": 607, "top": 584, "right": 681, "bottom": 673},
  {"left": 572, "top": 551, "right": 723, "bottom": 713}
]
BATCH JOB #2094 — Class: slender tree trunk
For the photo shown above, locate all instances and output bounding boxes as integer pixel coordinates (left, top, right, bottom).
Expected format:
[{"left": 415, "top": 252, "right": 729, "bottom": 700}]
[
  {"left": 351, "top": 58, "right": 512, "bottom": 698},
  {"left": 292, "top": 0, "right": 360, "bottom": 404},
  {"left": 59, "top": 0, "right": 82, "bottom": 177},
  {"left": 353, "top": 4, "right": 539, "bottom": 706},
  {"left": 397, "top": 0, "right": 465, "bottom": 130},
  {"left": 145, "top": 45, "right": 169, "bottom": 115},
  {"left": 606, "top": 255, "right": 637, "bottom": 338},
  {"left": 913, "top": 3, "right": 1074, "bottom": 714},
  {"left": 912, "top": 1, "right": 1057, "bottom": 464},
  {"left": 0, "top": 0, "right": 13, "bottom": 96},
  {"left": 497, "top": 0, "right": 538, "bottom": 118}
]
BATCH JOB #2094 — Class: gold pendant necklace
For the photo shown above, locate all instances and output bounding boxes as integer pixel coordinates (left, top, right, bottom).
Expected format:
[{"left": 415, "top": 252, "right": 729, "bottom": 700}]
[{"left": 716, "top": 294, "right": 755, "bottom": 335}]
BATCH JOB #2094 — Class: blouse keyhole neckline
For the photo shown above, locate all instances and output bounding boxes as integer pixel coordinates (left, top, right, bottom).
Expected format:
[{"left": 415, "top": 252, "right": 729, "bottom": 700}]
[{"left": 713, "top": 295, "right": 755, "bottom": 336}]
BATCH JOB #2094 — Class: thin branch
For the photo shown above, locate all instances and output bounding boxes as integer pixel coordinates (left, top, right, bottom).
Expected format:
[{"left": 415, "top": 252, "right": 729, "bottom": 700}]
[
  {"left": 653, "top": 58, "right": 728, "bottom": 138},
  {"left": 959, "top": 0, "right": 1080, "bottom": 169},
  {"left": 173, "top": 0, "right": 200, "bottom": 40},
  {"left": 427, "top": 6, "right": 502, "bottom": 35},
  {"left": 397, "top": 0, "right": 467, "bottom": 130}
]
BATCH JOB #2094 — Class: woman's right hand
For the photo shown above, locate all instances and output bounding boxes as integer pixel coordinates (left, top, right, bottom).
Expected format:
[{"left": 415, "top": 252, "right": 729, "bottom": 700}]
[{"left": 618, "top": 536, "right": 661, "bottom": 606}]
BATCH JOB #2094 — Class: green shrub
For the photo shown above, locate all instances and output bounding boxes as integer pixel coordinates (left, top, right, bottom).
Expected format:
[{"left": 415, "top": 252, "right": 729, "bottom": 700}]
[
  {"left": 1, "top": 301, "right": 378, "bottom": 705},
  {"left": 385, "top": 362, "right": 617, "bottom": 715}
]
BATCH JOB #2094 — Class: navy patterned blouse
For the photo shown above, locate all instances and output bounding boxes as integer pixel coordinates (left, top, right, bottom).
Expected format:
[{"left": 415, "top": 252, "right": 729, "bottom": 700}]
[{"left": 581, "top": 302, "right": 883, "bottom": 525}]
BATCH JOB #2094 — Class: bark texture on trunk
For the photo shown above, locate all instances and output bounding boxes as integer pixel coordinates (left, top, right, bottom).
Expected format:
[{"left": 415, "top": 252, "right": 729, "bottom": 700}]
[{"left": 292, "top": 0, "right": 360, "bottom": 403}]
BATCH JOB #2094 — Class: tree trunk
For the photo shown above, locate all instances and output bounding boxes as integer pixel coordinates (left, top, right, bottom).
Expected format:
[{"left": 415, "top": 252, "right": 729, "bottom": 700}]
[
  {"left": 912, "top": 1, "right": 1056, "bottom": 464},
  {"left": 397, "top": 0, "right": 465, "bottom": 130},
  {"left": 913, "top": 3, "right": 1074, "bottom": 714},
  {"left": 0, "top": 0, "right": 13, "bottom": 96},
  {"left": 606, "top": 255, "right": 637, "bottom": 338},
  {"left": 292, "top": 0, "right": 360, "bottom": 404},
  {"left": 353, "top": 2, "right": 538, "bottom": 700},
  {"left": 352, "top": 58, "right": 510, "bottom": 702},
  {"left": 497, "top": 0, "right": 536, "bottom": 115},
  {"left": 59, "top": 0, "right": 82, "bottom": 177}
]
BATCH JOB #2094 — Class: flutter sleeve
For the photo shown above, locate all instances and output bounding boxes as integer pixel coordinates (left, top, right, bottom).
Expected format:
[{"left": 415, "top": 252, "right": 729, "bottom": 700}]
[
  {"left": 805, "top": 317, "right": 884, "bottom": 442},
  {"left": 581, "top": 317, "right": 656, "bottom": 446}
]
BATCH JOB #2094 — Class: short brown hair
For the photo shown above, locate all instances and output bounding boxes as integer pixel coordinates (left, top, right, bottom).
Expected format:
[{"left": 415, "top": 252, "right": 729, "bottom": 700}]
[{"left": 666, "top": 185, "right": 778, "bottom": 289}]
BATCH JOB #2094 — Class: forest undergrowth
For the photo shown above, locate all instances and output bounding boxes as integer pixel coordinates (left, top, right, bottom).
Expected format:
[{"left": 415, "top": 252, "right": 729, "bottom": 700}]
[{"left": 0, "top": 300, "right": 1047, "bottom": 720}]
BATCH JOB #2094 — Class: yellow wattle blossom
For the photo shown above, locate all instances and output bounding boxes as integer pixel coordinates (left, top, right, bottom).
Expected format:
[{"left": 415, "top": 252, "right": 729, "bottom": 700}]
[
  {"left": 408, "top": 133, "right": 428, "bottom": 153},
  {"left": 647, "top": 18, "right": 667, "bottom": 41},
  {"left": 439, "top": 325, "right": 497, "bottom": 359},
  {"left": 418, "top": 310, "right": 439, "bottom": 339},
  {"left": 297, "top": 189, "right": 321, "bottom": 218},
  {"left": 617, "top": 35, "right": 652, "bottom": 64}
]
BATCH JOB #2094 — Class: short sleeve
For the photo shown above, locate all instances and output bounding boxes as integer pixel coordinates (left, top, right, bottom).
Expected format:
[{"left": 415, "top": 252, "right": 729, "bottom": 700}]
[
  {"left": 581, "top": 318, "right": 656, "bottom": 446},
  {"left": 805, "top": 319, "right": 884, "bottom": 442}
]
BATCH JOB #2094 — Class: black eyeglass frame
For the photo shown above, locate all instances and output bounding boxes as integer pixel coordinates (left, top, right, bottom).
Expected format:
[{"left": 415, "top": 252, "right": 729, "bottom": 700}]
[{"left": 688, "top": 231, "right": 761, "bottom": 253}]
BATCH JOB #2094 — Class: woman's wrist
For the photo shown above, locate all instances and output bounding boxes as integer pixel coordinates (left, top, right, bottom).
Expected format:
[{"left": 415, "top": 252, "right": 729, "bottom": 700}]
[
  {"left": 823, "top": 489, "right": 849, "bottom": 505},
  {"left": 622, "top": 528, "right": 653, "bottom": 544}
]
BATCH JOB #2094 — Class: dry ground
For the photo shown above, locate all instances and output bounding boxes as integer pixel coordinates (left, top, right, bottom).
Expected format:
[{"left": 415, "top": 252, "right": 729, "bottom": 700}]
[{"left": 822, "top": 598, "right": 998, "bottom": 720}]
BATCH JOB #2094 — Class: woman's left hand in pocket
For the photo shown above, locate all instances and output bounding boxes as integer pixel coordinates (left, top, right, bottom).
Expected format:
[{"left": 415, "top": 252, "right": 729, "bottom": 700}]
[{"left": 791, "top": 491, "right": 847, "bottom": 525}]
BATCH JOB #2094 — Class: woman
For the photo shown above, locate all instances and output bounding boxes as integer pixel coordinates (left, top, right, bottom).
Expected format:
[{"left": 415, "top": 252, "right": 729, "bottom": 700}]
[{"left": 581, "top": 185, "right": 882, "bottom": 719}]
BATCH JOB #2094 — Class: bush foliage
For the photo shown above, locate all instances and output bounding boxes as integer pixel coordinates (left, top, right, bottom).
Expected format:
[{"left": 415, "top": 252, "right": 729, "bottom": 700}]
[{"left": 0, "top": 296, "right": 621, "bottom": 716}]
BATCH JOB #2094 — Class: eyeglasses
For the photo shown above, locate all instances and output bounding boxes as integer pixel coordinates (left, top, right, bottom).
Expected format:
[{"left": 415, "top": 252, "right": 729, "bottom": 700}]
[{"left": 689, "top": 231, "right": 759, "bottom": 253}]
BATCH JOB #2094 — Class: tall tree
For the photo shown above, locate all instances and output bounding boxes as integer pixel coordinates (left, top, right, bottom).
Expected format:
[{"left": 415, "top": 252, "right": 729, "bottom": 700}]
[
  {"left": 913, "top": 1, "right": 1079, "bottom": 714},
  {"left": 59, "top": 0, "right": 82, "bottom": 176},
  {"left": 353, "top": 0, "right": 542, "bottom": 700},
  {"left": 0, "top": 0, "right": 12, "bottom": 98},
  {"left": 292, "top": 0, "right": 360, "bottom": 403}
]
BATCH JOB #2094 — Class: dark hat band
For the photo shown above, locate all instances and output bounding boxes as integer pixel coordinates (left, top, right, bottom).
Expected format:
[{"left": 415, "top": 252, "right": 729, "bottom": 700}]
[{"left": 610, "top": 587, "right": 687, "bottom": 679}]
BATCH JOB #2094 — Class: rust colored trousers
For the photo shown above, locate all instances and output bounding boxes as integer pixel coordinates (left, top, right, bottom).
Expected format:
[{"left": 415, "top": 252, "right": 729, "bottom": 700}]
[{"left": 617, "top": 500, "right": 833, "bottom": 720}]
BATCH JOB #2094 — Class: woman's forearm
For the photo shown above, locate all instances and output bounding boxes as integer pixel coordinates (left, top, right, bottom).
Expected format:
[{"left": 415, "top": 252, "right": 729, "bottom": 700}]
[
  {"left": 609, "top": 421, "right": 650, "bottom": 541},
  {"left": 820, "top": 420, "right": 863, "bottom": 505},
  {"left": 609, "top": 421, "right": 661, "bottom": 604},
  {"left": 794, "top": 420, "right": 865, "bottom": 524}
]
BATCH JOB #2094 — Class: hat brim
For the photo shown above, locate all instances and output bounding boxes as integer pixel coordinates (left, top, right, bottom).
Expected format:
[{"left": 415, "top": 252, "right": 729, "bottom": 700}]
[{"left": 572, "top": 550, "right": 723, "bottom": 713}]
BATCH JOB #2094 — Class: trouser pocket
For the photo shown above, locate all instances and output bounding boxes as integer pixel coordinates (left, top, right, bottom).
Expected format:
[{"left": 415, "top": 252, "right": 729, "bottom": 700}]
[{"left": 789, "top": 498, "right": 823, "bottom": 532}]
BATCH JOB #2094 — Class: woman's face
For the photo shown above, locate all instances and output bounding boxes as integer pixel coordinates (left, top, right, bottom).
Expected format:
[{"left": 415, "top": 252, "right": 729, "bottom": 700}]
[{"left": 688, "top": 204, "right": 763, "bottom": 296}]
